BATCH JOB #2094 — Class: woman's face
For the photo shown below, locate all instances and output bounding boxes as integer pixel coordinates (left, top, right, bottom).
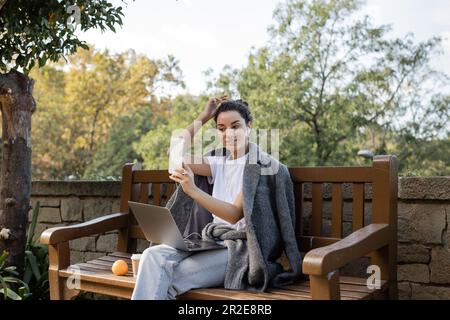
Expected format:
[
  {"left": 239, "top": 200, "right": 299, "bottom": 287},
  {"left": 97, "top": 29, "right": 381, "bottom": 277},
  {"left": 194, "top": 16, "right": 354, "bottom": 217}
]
[{"left": 215, "top": 110, "right": 250, "bottom": 154}]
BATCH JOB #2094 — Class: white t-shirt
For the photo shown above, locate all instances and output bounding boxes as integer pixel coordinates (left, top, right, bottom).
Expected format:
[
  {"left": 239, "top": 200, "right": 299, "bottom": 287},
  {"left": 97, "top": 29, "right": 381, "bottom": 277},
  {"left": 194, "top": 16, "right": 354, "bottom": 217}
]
[{"left": 204, "top": 152, "right": 248, "bottom": 231}]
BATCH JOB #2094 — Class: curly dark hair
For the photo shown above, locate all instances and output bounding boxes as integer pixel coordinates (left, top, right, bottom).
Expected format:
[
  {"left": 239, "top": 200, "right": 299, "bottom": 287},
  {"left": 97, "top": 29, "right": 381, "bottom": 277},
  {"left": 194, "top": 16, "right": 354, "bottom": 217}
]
[{"left": 213, "top": 99, "right": 253, "bottom": 125}]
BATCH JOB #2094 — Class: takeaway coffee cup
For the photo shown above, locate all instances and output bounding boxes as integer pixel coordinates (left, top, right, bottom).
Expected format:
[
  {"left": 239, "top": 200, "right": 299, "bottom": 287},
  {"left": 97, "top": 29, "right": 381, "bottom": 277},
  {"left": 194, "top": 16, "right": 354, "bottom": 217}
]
[{"left": 131, "top": 254, "right": 142, "bottom": 277}]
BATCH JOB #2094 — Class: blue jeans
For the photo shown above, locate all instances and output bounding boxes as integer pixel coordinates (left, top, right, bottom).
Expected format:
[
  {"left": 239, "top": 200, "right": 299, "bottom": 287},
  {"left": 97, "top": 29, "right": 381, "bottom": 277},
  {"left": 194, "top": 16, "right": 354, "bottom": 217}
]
[{"left": 131, "top": 244, "right": 228, "bottom": 300}]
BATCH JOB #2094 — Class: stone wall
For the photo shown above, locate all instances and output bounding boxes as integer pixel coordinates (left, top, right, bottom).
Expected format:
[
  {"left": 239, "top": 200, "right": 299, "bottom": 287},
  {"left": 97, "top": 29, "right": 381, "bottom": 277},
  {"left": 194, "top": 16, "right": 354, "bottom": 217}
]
[
  {"left": 30, "top": 181, "right": 150, "bottom": 266},
  {"left": 29, "top": 177, "right": 449, "bottom": 299},
  {"left": 396, "top": 177, "right": 449, "bottom": 299}
]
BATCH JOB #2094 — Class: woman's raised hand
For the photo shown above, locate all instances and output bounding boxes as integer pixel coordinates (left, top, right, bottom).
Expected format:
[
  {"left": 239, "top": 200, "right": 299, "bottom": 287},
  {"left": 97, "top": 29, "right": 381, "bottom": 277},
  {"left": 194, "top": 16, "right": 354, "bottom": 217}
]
[{"left": 202, "top": 94, "right": 228, "bottom": 121}]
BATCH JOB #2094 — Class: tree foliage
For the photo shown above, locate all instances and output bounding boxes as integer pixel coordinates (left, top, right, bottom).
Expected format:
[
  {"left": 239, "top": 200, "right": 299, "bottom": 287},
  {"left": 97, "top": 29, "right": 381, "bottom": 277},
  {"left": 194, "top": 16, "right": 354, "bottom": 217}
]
[
  {"left": 0, "top": 0, "right": 125, "bottom": 73},
  {"left": 205, "top": 0, "right": 449, "bottom": 174},
  {"left": 30, "top": 47, "right": 185, "bottom": 179}
]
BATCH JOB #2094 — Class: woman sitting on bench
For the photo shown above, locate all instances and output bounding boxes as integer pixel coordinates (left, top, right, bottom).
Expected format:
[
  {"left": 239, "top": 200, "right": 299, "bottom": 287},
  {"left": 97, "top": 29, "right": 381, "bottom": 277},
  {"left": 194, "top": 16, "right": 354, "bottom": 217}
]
[{"left": 131, "top": 96, "right": 301, "bottom": 300}]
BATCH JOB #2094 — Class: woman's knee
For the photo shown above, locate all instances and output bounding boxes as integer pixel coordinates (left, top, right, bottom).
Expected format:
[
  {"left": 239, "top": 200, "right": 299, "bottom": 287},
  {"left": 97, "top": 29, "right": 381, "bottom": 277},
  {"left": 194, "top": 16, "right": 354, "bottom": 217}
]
[{"left": 141, "top": 244, "right": 180, "bottom": 266}]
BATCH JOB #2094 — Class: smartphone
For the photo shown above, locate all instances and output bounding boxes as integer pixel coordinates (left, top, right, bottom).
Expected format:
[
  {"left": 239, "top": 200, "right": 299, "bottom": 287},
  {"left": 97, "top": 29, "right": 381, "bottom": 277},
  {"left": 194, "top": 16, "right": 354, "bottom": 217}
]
[{"left": 168, "top": 136, "right": 185, "bottom": 174}]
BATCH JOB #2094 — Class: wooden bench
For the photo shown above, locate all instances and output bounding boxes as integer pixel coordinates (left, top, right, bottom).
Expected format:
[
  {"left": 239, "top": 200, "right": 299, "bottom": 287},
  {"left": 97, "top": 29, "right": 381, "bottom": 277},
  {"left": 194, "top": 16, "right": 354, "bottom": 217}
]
[{"left": 40, "top": 155, "right": 398, "bottom": 300}]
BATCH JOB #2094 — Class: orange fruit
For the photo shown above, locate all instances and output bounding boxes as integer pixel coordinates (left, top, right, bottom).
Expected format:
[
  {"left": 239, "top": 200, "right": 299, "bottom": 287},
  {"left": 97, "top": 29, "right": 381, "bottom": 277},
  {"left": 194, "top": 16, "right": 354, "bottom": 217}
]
[{"left": 111, "top": 259, "right": 129, "bottom": 276}]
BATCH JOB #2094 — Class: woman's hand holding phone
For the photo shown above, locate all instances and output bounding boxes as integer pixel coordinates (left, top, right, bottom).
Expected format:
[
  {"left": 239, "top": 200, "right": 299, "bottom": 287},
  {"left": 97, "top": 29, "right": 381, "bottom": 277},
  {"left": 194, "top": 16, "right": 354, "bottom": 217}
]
[{"left": 169, "top": 163, "right": 198, "bottom": 198}]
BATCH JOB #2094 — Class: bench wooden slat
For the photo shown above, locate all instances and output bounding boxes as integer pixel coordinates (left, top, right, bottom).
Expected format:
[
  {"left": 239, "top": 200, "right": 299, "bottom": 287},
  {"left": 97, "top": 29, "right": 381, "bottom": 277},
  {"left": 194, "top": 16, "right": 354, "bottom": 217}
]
[
  {"left": 179, "top": 288, "right": 310, "bottom": 300},
  {"left": 109, "top": 252, "right": 132, "bottom": 259},
  {"left": 352, "top": 183, "right": 365, "bottom": 231},
  {"left": 331, "top": 183, "right": 343, "bottom": 238},
  {"left": 288, "top": 167, "right": 373, "bottom": 183},
  {"left": 278, "top": 277, "right": 388, "bottom": 298},
  {"left": 311, "top": 183, "right": 322, "bottom": 236},
  {"left": 294, "top": 182, "right": 303, "bottom": 236},
  {"left": 133, "top": 170, "right": 171, "bottom": 184},
  {"left": 139, "top": 183, "right": 149, "bottom": 203},
  {"left": 151, "top": 183, "right": 161, "bottom": 206},
  {"left": 96, "top": 255, "right": 132, "bottom": 266},
  {"left": 179, "top": 289, "right": 274, "bottom": 300},
  {"left": 76, "top": 263, "right": 134, "bottom": 277},
  {"left": 266, "top": 286, "right": 354, "bottom": 300},
  {"left": 88, "top": 259, "right": 124, "bottom": 269},
  {"left": 59, "top": 267, "right": 135, "bottom": 288},
  {"left": 269, "top": 286, "right": 360, "bottom": 300},
  {"left": 339, "top": 283, "right": 383, "bottom": 294},
  {"left": 283, "top": 283, "right": 367, "bottom": 300},
  {"left": 339, "top": 276, "right": 386, "bottom": 287},
  {"left": 166, "top": 183, "right": 175, "bottom": 202}
]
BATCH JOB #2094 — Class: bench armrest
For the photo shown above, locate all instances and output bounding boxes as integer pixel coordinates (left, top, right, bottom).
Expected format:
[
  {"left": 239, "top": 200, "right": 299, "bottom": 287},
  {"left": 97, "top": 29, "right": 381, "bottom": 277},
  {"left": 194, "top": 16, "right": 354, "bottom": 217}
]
[
  {"left": 302, "top": 223, "right": 390, "bottom": 276},
  {"left": 40, "top": 213, "right": 130, "bottom": 245}
]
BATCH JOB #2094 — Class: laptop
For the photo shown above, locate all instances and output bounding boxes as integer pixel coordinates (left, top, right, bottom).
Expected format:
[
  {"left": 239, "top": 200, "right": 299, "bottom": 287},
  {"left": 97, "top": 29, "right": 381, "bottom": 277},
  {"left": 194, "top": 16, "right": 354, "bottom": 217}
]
[{"left": 128, "top": 201, "right": 225, "bottom": 252}]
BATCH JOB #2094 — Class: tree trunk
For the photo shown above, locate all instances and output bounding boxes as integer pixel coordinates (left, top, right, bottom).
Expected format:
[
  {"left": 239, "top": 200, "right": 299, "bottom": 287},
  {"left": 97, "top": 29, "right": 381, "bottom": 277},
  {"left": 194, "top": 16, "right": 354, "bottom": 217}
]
[{"left": 0, "top": 70, "right": 35, "bottom": 272}]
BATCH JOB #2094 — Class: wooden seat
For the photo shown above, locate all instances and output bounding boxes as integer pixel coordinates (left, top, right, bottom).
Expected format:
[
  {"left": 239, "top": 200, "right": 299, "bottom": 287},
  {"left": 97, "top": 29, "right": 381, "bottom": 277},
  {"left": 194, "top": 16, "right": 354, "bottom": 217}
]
[
  {"left": 59, "top": 252, "right": 387, "bottom": 300},
  {"left": 41, "top": 155, "right": 398, "bottom": 300}
]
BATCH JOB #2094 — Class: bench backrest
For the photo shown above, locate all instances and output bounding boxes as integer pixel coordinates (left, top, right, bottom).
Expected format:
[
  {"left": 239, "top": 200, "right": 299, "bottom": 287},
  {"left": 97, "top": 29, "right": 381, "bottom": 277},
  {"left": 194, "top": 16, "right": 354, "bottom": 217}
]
[{"left": 115, "top": 155, "right": 398, "bottom": 262}]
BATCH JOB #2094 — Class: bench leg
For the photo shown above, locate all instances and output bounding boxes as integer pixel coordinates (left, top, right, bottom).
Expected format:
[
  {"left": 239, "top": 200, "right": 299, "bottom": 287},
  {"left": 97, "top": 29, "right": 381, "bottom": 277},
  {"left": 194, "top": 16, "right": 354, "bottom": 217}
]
[
  {"left": 371, "top": 244, "right": 398, "bottom": 299},
  {"left": 48, "top": 242, "right": 79, "bottom": 300},
  {"left": 48, "top": 271, "right": 79, "bottom": 300},
  {"left": 309, "top": 270, "right": 340, "bottom": 300}
]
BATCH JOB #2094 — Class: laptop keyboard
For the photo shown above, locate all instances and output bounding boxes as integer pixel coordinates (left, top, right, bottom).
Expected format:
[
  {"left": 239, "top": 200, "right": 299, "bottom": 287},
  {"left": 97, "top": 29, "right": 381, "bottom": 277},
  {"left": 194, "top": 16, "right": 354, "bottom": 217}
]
[
  {"left": 184, "top": 238, "right": 223, "bottom": 249},
  {"left": 184, "top": 240, "right": 201, "bottom": 248}
]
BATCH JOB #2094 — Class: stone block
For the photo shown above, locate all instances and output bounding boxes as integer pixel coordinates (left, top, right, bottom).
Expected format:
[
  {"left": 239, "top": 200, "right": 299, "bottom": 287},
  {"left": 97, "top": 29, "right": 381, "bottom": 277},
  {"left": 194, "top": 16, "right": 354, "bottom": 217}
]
[
  {"left": 398, "top": 203, "right": 446, "bottom": 244},
  {"left": 398, "top": 244, "right": 430, "bottom": 263},
  {"left": 430, "top": 247, "right": 450, "bottom": 284},
  {"left": 83, "top": 198, "right": 113, "bottom": 221},
  {"left": 111, "top": 198, "right": 121, "bottom": 213},
  {"left": 411, "top": 283, "right": 450, "bottom": 300},
  {"left": 36, "top": 207, "right": 61, "bottom": 223},
  {"left": 96, "top": 233, "right": 118, "bottom": 252},
  {"left": 61, "top": 196, "right": 83, "bottom": 222},
  {"left": 70, "top": 237, "right": 96, "bottom": 251},
  {"left": 31, "top": 197, "right": 60, "bottom": 208},
  {"left": 397, "top": 264, "right": 429, "bottom": 283},
  {"left": 70, "top": 250, "right": 84, "bottom": 265},
  {"left": 399, "top": 177, "right": 450, "bottom": 200},
  {"left": 398, "top": 282, "right": 412, "bottom": 300}
]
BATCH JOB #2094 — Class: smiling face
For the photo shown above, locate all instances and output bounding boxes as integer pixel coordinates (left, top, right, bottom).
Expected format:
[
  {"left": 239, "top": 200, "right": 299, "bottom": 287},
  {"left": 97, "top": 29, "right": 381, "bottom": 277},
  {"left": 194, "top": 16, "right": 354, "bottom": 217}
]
[{"left": 216, "top": 110, "right": 251, "bottom": 157}]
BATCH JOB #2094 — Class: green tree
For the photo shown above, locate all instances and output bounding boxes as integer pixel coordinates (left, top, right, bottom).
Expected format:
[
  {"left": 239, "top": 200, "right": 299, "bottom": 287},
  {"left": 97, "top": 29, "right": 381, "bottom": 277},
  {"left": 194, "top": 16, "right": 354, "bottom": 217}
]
[
  {"left": 207, "top": 0, "right": 449, "bottom": 172},
  {"left": 83, "top": 108, "right": 153, "bottom": 180},
  {"left": 0, "top": 0, "right": 123, "bottom": 271},
  {"left": 30, "top": 48, "right": 185, "bottom": 180}
]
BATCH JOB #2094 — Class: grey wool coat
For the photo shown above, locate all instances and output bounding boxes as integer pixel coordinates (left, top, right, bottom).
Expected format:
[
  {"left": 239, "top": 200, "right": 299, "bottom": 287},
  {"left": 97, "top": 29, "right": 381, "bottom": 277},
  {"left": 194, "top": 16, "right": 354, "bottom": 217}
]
[{"left": 165, "top": 141, "right": 302, "bottom": 292}]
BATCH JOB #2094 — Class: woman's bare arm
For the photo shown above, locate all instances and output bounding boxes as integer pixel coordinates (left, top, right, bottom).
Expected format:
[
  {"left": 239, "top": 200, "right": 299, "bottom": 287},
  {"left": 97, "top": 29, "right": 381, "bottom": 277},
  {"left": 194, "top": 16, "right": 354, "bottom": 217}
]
[
  {"left": 169, "top": 166, "right": 244, "bottom": 224},
  {"left": 172, "top": 95, "right": 228, "bottom": 176},
  {"left": 191, "top": 189, "right": 244, "bottom": 224},
  {"left": 183, "top": 154, "right": 211, "bottom": 177},
  {"left": 174, "top": 94, "right": 227, "bottom": 147}
]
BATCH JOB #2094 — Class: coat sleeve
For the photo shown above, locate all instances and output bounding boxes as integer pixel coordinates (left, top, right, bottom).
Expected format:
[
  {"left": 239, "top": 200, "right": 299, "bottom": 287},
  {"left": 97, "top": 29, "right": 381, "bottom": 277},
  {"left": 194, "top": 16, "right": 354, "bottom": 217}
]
[{"left": 270, "top": 164, "right": 302, "bottom": 287}]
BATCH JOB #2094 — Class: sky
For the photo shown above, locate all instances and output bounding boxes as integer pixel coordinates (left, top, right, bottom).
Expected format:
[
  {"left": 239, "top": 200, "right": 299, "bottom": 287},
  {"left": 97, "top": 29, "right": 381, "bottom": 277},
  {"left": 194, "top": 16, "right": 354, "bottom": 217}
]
[{"left": 78, "top": 0, "right": 450, "bottom": 95}]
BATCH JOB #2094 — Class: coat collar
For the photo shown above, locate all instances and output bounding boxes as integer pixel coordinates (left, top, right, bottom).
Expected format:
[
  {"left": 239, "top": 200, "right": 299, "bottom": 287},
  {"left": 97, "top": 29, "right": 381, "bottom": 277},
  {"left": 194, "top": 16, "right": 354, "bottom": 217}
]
[{"left": 243, "top": 141, "right": 269, "bottom": 218}]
